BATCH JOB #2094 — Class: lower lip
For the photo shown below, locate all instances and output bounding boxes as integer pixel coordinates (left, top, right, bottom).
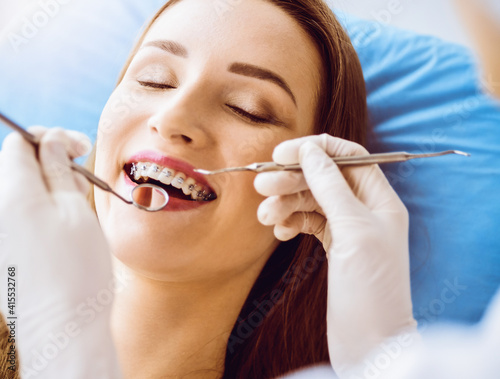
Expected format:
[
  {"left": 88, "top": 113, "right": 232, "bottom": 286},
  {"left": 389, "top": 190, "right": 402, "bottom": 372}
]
[{"left": 122, "top": 172, "right": 212, "bottom": 212}]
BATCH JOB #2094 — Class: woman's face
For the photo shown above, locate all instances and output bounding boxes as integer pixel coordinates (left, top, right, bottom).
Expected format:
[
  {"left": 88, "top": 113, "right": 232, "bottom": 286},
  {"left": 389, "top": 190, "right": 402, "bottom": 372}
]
[{"left": 95, "top": 0, "right": 322, "bottom": 281}]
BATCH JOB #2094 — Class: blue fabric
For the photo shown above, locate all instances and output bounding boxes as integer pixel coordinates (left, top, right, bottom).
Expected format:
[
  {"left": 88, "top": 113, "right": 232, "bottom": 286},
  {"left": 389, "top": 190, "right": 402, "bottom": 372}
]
[
  {"left": 1, "top": 1, "right": 499, "bottom": 325},
  {"left": 336, "top": 14, "right": 500, "bottom": 326},
  {"left": 0, "top": 0, "right": 163, "bottom": 142}
]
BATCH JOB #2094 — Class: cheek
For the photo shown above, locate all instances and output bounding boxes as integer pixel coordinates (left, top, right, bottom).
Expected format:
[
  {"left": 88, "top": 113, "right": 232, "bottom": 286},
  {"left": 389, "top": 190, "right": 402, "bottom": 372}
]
[
  {"left": 238, "top": 128, "right": 280, "bottom": 163},
  {"left": 215, "top": 181, "right": 278, "bottom": 272},
  {"left": 97, "top": 85, "right": 149, "bottom": 141},
  {"left": 94, "top": 87, "right": 149, "bottom": 178},
  {"left": 215, "top": 133, "right": 279, "bottom": 245}
]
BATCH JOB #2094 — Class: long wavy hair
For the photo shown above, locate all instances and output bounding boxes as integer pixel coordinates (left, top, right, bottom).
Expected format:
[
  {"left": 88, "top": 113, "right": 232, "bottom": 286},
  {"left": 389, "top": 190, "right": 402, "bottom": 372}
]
[{"left": 85, "top": 1, "right": 367, "bottom": 377}]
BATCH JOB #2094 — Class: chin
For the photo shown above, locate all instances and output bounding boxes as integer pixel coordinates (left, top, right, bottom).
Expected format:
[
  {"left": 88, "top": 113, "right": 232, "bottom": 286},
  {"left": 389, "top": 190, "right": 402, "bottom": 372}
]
[{"left": 107, "top": 230, "right": 209, "bottom": 280}]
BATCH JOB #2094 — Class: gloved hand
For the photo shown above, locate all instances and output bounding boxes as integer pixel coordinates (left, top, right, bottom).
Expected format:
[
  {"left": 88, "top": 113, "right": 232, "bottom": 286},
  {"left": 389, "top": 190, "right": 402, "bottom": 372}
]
[
  {"left": 254, "top": 134, "right": 419, "bottom": 377},
  {"left": 0, "top": 127, "right": 122, "bottom": 378}
]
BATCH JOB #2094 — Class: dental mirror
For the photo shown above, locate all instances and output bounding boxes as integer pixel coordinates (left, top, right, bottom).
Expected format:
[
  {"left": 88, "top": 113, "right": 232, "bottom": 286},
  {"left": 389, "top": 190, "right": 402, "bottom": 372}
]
[
  {"left": 0, "top": 111, "right": 169, "bottom": 212},
  {"left": 130, "top": 184, "right": 169, "bottom": 211}
]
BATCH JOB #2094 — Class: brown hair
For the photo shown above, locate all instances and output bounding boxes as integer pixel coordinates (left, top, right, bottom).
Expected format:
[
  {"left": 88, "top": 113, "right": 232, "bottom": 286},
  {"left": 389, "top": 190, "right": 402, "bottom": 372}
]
[{"left": 86, "top": 0, "right": 367, "bottom": 377}]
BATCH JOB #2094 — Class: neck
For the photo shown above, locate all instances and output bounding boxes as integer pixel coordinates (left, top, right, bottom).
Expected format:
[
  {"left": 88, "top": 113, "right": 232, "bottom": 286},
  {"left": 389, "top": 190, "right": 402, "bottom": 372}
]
[{"left": 110, "top": 257, "right": 265, "bottom": 379}]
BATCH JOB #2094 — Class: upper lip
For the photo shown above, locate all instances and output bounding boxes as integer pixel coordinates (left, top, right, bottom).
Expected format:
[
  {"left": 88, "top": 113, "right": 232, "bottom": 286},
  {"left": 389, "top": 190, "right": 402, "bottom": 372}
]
[{"left": 124, "top": 150, "right": 216, "bottom": 193}]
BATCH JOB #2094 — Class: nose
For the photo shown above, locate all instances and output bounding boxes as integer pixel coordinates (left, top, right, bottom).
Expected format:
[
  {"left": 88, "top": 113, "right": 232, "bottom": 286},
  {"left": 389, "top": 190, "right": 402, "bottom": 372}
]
[{"left": 147, "top": 88, "right": 212, "bottom": 148}]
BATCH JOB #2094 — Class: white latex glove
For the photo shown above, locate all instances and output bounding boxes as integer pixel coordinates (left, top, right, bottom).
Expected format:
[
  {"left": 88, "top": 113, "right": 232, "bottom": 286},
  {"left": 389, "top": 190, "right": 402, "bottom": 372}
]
[
  {"left": 0, "top": 127, "right": 122, "bottom": 378},
  {"left": 254, "top": 134, "right": 419, "bottom": 378}
]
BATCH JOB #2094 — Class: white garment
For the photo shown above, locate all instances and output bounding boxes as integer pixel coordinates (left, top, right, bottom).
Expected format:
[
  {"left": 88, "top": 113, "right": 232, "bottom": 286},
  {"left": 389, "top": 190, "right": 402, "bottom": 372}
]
[
  {"left": 280, "top": 288, "right": 500, "bottom": 379},
  {"left": 382, "top": 287, "right": 500, "bottom": 379}
]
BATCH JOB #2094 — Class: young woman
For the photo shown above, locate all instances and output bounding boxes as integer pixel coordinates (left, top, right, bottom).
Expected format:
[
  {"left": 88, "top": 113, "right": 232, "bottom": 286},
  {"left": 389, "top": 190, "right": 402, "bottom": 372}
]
[{"left": 0, "top": 0, "right": 416, "bottom": 378}]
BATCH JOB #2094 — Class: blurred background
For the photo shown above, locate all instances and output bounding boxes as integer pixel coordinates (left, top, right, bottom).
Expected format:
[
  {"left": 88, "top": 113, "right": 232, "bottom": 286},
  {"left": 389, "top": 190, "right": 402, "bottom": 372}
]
[
  {"left": 0, "top": 0, "right": 474, "bottom": 49},
  {"left": 334, "top": 0, "right": 473, "bottom": 48}
]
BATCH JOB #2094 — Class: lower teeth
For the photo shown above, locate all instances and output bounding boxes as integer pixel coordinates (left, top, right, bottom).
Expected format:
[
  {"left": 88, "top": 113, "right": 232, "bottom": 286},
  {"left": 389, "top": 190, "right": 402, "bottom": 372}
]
[{"left": 139, "top": 178, "right": 196, "bottom": 201}]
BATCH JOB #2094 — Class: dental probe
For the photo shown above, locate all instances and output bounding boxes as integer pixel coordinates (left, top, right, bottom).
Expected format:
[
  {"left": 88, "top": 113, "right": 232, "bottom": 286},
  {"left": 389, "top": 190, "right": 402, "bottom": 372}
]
[
  {"left": 194, "top": 150, "right": 471, "bottom": 175},
  {"left": 0, "top": 111, "right": 169, "bottom": 211}
]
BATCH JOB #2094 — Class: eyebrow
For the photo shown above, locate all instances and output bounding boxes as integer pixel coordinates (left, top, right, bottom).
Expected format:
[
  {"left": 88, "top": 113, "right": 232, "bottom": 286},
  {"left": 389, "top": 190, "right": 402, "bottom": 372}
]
[
  {"left": 141, "top": 40, "right": 297, "bottom": 106},
  {"left": 141, "top": 40, "right": 188, "bottom": 58},
  {"left": 228, "top": 63, "right": 297, "bottom": 106}
]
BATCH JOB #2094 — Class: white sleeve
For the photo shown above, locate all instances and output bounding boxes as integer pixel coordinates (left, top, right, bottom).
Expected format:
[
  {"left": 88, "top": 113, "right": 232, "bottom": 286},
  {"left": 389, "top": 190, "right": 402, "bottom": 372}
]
[
  {"left": 279, "top": 290, "right": 500, "bottom": 379},
  {"left": 383, "top": 287, "right": 500, "bottom": 379}
]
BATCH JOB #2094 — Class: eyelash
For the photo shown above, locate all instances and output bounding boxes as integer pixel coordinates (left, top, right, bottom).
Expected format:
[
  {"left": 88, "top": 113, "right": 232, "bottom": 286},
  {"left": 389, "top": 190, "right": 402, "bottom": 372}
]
[
  {"left": 138, "top": 80, "right": 176, "bottom": 90},
  {"left": 227, "top": 105, "right": 273, "bottom": 124},
  {"left": 138, "top": 81, "right": 275, "bottom": 125}
]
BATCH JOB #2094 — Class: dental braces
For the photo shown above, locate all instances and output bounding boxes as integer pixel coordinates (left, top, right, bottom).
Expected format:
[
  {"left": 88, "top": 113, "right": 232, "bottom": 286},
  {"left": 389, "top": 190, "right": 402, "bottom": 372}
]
[{"left": 130, "top": 163, "right": 215, "bottom": 201}]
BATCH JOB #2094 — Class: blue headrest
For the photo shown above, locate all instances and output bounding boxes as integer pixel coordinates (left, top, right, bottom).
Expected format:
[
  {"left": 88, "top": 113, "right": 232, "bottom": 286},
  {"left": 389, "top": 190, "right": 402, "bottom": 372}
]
[
  {"left": 337, "top": 13, "right": 500, "bottom": 326},
  {"left": 1, "top": 1, "right": 499, "bottom": 325}
]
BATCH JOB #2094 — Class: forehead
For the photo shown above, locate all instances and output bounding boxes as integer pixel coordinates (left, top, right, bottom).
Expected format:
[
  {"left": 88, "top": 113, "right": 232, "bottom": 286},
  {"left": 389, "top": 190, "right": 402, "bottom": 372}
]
[
  {"left": 147, "top": 0, "right": 316, "bottom": 58},
  {"left": 144, "top": 0, "right": 322, "bottom": 117}
]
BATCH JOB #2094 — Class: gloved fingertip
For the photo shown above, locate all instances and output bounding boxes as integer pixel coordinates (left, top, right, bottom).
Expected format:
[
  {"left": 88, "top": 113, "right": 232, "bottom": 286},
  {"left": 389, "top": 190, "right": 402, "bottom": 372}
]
[
  {"left": 74, "top": 135, "right": 93, "bottom": 157},
  {"left": 299, "top": 141, "right": 323, "bottom": 162},
  {"left": 300, "top": 142, "right": 334, "bottom": 177},
  {"left": 26, "top": 125, "right": 49, "bottom": 138},
  {"left": 46, "top": 139, "right": 68, "bottom": 160},
  {"left": 253, "top": 174, "right": 264, "bottom": 194},
  {"left": 253, "top": 172, "right": 273, "bottom": 195},
  {"left": 257, "top": 203, "right": 269, "bottom": 224},
  {"left": 273, "top": 140, "right": 299, "bottom": 165},
  {"left": 274, "top": 224, "right": 298, "bottom": 241}
]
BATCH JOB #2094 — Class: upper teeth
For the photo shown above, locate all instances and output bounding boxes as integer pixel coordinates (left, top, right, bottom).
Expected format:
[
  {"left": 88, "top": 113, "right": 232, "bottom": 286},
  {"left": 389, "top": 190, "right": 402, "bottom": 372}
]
[{"left": 131, "top": 162, "right": 207, "bottom": 200}]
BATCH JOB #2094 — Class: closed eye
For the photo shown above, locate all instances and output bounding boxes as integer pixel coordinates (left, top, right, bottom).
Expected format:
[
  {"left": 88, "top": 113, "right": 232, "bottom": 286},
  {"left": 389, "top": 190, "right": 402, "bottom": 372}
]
[
  {"left": 227, "top": 105, "right": 273, "bottom": 124},
  {"left": 138, "top": 80, "right": 176, "bottom": 90}
]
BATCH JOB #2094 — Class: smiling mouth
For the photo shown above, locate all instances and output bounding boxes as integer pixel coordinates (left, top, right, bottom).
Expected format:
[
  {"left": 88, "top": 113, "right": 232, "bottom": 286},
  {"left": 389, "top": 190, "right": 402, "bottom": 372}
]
[{"left": 124, "top": 163, "right": 217, "bottom": 202}]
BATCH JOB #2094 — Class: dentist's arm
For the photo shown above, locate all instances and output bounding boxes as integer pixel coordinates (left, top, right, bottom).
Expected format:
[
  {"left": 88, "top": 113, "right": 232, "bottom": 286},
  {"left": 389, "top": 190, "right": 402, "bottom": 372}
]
[{"left": 0, "top": 127, "right": 122, "bottom": 378}]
